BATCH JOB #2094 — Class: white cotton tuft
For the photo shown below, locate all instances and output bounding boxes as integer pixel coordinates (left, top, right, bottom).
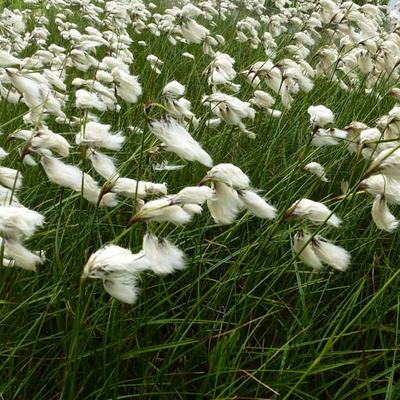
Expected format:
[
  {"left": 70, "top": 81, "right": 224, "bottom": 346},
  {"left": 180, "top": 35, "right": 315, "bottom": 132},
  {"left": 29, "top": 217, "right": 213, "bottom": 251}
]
[
  {"left": 312, "top": 237, "right": 351, "bottom": 272},
  {"left": 0, "top": 206, "right": 44, "bottom": 239},
  {"left": 131, "top": 198, "right": 195, "bottom": 225},
  {"left": 152, "top": 160, "right": 184, "bottom": 171},
  {"left": 182, "top": 52, "right": 195, "bottom": 60},
  {"left": 307, "top": 105, "right": 335, "bottom": 127},
  {"left": 288, "top": 199, "right": 341, "bottom": 228},
  {"left": 30, "top": 128, "right": 71, "bottom": 157},
  {"left": 204, "top": 163, "right": 250, "bottom": 189},
  {"left": 41, "top": 156, "right": 83, "bottom": 191},
  {"left": 172, "top": 186, "right": 215, "bottom": 205},
  {"left": 0, "top": 147, "right": 9, "bottom": 159},
  {"left": 361, "top": 175, "right": 400, "bottom": 205},
  {"left": 311, "top": 128, "right": 347, "bottom": 147},
  {"left": 0, "top": 186, "right": 19, "bottom": 206},
  {"left": 0, "top": 51, "right": 21, "bottom": 67},
  {"left": 304, "top": 162, "right": 328, "bottom": 182},
  {"left": 182, "top": 204, "right": 203, "bottom": 215},
  {"left": 0, "top": 167, "right": 23, "bottom": 190},
  {"left": 202, "top": 92, "right": 255, "bottom": 135},
  {"left": 88, "top": 149, "right": 118, "bottom": 179},
  {"left": 149, "top": 117, "right": 213, "bottom": 167},
  {"left": 76, "top": 89, "right": 107, "bottom": 112},
  {"left": 249, "top": 90, "right": 275, "bottom": 109},
  {"left": 371, "top": 195, "right": 399, "bottom": 232},
  {"left": 162, "top": 80, "right": 185, "bottom": 99},
  {"left": 143, "top": 233, "right": 186, "bottom": 275},
  {"left": 82, "top": 245, "right": 150, "bottom": 280},
  {"left": 112, "top": 67, "right": 142, "bottom": 103},
  {"left": 207, "top": 182, "right": 243, "bottom": 225},
  {"left": 41, "top": 156, "right": 117, "bottom": 207},
  {"left": 3, "top": 239, "right": 45, "bottom": 271},
  {"left": 239, "top": 190, "right": 277, "bottom": 219},
  {"left": 77, "top": 121, "right": 125, "bottom": 151},
  {"left": 293, "top": 231, "right": 322, "bottom": 271},
  {"left": 112, "top": 177, "right": 167, "bottom": 199},
  {"left": 102, "top": 274, "right": 139, "bottom": 304}
]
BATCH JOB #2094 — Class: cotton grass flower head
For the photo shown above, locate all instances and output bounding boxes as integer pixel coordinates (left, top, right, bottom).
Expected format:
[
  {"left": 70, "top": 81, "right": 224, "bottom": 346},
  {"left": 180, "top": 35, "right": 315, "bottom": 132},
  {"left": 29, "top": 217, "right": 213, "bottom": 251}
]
[
  {"left": 201, "top": 163, "right": 277, "bottom": 223},
  {"left": 146, "top": 54, "right": 163, "bottom": 74},
  {"left": 371, "top": 195, "right": 399, "bottom": 232},
  {"left": 2, "top": 238, "right": 45, "bottom": 272},
  {"left": 171, "top": 186, "right": 216, "bottom": 205},
  {"left": 200, "top": 163, "right": 250, "bottom": 189},
  {"left": 286, "top": 199, "right": 341, "bottom": 227},
  {"left": 201, "top": 92, "right": 256, "bottom": 138},
  {"left": 308, "top": 105, "right": 335, "bottom": 128},
  {"left": 293, "top": 231, "right": 322, "bottom": 271},
  {"left": 360, "top": 174, "right": 400, "bottom": 205},
  {"left": 311, "top": 236, "right": 351, "bottom": 272},
  {"left": 244, "top": 61, "right": 282, "bottom": 92},
  {"left": 102, "top": 274, "right": 140, "bottom": 304},
  {"left": 142, "top": 233, "right": 186, "bottom": 275},
  {"left": 237, "top": 190, "right": 277, "bottom": 219},
  {"left": 161, "top": 81, "right": 198, "bottom": 126},
  {"left": 129, "top": 197, "right": 200, "bottom": 225},
  {"left": 203, "top": 52, "right": 239, "bottom": 91},
  {"left": 293, "top": 231, "right": 351, "bottom": 272},
  {"left": 206, "top": 181, "right": 244, "bottom": 225},
  {"left": 75, "top": 89, "right": 107, "bottom": 112},
  {"left": 111, "top": 67, "right": 142, "bottom": 103},
  {"left": 149, "top": 117, "right": 213, "bottom": 167},
  {"left": 249, "top": 90, "right": 281, "bottom": 118},
  {"left": 12, "top": 126, "right": 71, "bottom": 158},
  {"left": 5, "top": 69, "right": 66, "bottom": 120},
  {"left": 0, "top": 51, "right": 22, "bottom": 67},
  {"left": 110, "top": 177, "right": 168, "bottom": 199},
  {"left": 82, "top": 245, "right": 149, "bottom": 279},
  {"left": 364, "top": 148, "right": 400, "bottom": 179},
  {"left": 82, "top": 233, "right": 187, "bottom": 303},
  {"left": 40, "top": 156, "right": 117, "bottom": 207},
  {"left": 162, "top": 80, "right": 185, "bottom": 99},
  {"left": 0, "top": 167, "right": 23, "bottom": 190},
  {"left": 311, "top": 128, "right": 348, "bottom": 147},
  {"left": 76, "top": 121, "right": 125, "bottom": 151},
  {"left": 304, "top": 162, "right": 328, "bottom": 182},
  {"left": 0, "top": 205, "right": 44, "bottom": 239},
  {"left": 87, "top": 149, "right": 118, "bottom": 180},
  {"left": 82, "top": 245, "right": 150, "bottom": 304}
]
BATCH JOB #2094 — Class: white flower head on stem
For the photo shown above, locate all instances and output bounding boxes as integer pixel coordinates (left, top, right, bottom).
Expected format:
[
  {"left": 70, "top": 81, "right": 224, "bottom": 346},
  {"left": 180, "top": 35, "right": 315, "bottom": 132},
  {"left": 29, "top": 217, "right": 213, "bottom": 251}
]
[
  {"left": 82, "top": 245, "right": 151, "bottom": 304},
  {"left": 0, "top": 167, "right": 23, "bottom": 190},
  {"left": 143, "top": 233, "right": 186, "bottom": 275},
  {"left": 172, "top": 186, "right": 216, "bottom": 205},
  {"left": 162, "top": 80, "right": 185, "bottom": 99},
  {"left": 149, "top": 117, "right": 213, "bottom": 167},
  {"left": 311, "top": 236, "right": 351, "bottom": 272},
  {"left": 293, "top": 231, "right": 322, "bottom": 271},
  {"left": 3, "top": 239, "right": 45, "bottom": 272},
  {"left": 308, "top": 105, "right": 334, "bottom": 128},
  {"left": 304, "top": 162, "right": 328, "bottom": 182},
  {"left": 238, "top": 190, "right": 277, "bottom": 219},
  {"left": 200, "top": 163, "right": 250, "bottom": 189},
  {"left": 76, "top": 121, "right": 125, "bottom": 151},
  {"left": 0, "top": 206, "right": 44, "bottom": 239},
  {"left": 207, "top": 182, "right": 244, "bottom": 225},
  {"left": 371, "top": 195, "right": 399, "bottom": 232},
  {"left": 286, "top": 199, "right": 341, "bottom": 227},
  {"left": 129, "top": 198, "right": 197, "bottom": 225}
]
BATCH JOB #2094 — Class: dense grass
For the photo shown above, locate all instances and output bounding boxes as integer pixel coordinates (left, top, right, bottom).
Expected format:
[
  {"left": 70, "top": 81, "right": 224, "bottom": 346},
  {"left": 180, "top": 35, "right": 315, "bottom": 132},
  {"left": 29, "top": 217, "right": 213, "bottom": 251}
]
[{"left": 1, "top": 1, "right": 400, "bottom": 399}]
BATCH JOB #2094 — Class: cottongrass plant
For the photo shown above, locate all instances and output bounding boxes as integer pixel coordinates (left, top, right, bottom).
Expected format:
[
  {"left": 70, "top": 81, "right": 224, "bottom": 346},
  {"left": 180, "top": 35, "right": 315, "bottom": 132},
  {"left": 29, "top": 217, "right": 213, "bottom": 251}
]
[{"left": 1, "top": 0, "right": 400, "bottom": 398}]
